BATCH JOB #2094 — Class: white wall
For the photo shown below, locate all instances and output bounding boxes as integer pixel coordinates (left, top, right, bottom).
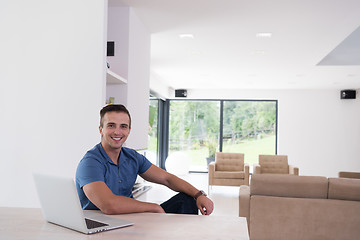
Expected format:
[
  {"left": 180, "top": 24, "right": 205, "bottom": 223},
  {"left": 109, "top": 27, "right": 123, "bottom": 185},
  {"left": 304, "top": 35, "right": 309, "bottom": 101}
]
[
  {"left": 185, "top": 89, "right": 360, "bottom": 177},
  {"left": 0, "top": 0, "right": 107, "bottom": 207},
  {"left": 126, "top": 9, "right": 151, "bottom": 150},
  {"left": 106, "top": 6, "right": 150, "bottom": 150}
]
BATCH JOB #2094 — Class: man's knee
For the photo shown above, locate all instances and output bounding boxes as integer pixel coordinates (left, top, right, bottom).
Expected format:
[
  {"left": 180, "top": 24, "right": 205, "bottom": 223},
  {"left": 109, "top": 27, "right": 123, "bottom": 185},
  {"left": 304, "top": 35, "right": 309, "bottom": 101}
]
[
  {"left": 177, "top": 192, "right": 198, "bottom": 214},
  {"left": 161, "top": 192, "right": 198, "bottom": 215}
]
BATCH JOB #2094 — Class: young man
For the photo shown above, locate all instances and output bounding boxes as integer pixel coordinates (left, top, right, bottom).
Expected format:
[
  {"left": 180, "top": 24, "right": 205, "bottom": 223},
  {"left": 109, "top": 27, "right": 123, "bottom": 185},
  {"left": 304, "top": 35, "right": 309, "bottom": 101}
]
[{"left": 76, "top": 104, "right": 214, "bottom": 215}]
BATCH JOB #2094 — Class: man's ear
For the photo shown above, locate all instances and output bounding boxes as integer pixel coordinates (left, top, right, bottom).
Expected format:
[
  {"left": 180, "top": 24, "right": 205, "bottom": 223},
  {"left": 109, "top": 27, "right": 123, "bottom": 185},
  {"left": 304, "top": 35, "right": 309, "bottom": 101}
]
[{"left": 99, "top": 125, "right": 103, "bottom": 136}]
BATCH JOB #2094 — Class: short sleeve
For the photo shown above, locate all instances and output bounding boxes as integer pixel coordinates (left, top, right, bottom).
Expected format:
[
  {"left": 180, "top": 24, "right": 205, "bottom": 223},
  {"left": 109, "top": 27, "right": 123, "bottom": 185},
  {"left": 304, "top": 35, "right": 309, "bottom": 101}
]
[
  {"left": 135, "top": 152, "right": 152, "bottom": 174},
  {"left": 76, "top": 156, "right": 106, "bottom": 188}
]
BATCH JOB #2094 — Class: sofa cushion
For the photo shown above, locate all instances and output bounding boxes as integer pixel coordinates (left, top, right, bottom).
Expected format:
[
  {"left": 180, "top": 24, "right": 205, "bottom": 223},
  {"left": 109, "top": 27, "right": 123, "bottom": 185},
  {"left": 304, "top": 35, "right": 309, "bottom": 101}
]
[
  {"left": 215, "top": 153, "right": 244, "bottom": 171},
  {"left": 213, "top": 171, "right": 245, "bottom": 179},
  {"left": 328, "top": 178, "right": 360, "bottom": 201},
  {"left": 250, "top": 174, "right": 328, "bottom": 199},
  {"left": 259, "top": 155, "right": 289, "bottom": 174}
]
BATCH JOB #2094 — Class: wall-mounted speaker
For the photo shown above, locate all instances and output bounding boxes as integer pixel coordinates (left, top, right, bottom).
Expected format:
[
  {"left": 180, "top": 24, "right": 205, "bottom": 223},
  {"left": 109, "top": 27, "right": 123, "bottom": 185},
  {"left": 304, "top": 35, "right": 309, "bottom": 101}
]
[
  {"left": 340, "top": 90, "right": 356, "bottom": 99},
  {"left": 107, "top": 41, "right": 115, "bottom": 56},
  {"left": 175, "top": 89, "right": 187, "bottom": 97}
]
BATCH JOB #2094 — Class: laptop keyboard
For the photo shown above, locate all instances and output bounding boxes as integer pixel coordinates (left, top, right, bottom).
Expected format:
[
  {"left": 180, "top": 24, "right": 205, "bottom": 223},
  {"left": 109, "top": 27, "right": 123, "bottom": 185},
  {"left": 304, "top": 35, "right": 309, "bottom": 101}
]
[{"left": 85, "top": 218, "right": 109, "bottom": 229}]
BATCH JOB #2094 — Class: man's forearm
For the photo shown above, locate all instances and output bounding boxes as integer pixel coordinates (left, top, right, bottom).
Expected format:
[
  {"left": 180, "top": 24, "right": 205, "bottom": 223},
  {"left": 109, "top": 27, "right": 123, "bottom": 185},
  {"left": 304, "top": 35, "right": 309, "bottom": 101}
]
[
  {"left": 164, "top": 173, "right": 200, "bottom": 198},
  {"left": 101, "top": 196, "right": 164, "bottom": 215},
  {"left": 83, "top": 181, "right": 165, "bottom": 215}
]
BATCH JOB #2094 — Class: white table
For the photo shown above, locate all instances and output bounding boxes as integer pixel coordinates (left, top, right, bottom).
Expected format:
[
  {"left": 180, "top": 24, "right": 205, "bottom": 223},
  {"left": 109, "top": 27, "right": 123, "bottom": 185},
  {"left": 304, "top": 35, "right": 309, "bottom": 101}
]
[{"left": 0, "top": 207, "right": 249, "bottom": 240}]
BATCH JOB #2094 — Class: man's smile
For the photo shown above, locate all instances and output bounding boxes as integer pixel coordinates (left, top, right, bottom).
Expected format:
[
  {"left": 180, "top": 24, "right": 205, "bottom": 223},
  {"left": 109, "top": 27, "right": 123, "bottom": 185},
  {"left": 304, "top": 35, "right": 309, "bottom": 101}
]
[{"left": 112, "top": 137, "right": 122, "bottom": 141}]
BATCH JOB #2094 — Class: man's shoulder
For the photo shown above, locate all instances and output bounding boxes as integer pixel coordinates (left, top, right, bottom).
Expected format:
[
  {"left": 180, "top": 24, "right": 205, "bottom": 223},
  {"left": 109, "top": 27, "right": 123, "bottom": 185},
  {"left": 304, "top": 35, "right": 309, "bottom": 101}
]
[
  {"left": 121, "top": 147, "right": 138, "bottom": 154},
  {"left": 121, "top": 147, "right": 145, "bottom": 159},
  {"left": 82, "top": 144, "right": 106, "bottom": 162}
]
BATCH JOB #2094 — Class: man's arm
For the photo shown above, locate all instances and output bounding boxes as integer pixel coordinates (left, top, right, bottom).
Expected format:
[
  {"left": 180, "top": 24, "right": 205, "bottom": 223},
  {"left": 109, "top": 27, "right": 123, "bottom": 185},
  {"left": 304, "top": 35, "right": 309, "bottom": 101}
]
[
  {"left": 82, "top": 181, "right": 165, "bottom": 215},
  {"left": 140, "top": 165, "right": 214, "bottom": 215}
]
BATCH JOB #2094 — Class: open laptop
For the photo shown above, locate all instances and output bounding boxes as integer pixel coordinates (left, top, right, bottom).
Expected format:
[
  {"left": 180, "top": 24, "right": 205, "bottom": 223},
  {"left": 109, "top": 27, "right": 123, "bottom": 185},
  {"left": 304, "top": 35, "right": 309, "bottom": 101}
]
[{"left": 33, "top": 173, "right": 133, "bottom": 234}]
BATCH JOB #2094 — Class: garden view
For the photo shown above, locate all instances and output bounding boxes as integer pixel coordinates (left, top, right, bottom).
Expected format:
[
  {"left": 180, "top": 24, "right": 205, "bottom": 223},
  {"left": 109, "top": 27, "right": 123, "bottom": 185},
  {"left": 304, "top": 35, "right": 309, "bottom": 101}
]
[{"left": 149, "top": 100, "right": 277, "bottom": 172}]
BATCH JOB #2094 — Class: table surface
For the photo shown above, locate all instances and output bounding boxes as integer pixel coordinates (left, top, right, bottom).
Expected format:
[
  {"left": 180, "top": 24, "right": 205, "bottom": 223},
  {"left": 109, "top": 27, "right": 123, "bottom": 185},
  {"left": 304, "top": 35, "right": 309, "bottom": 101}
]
[{"left": 0, "top": 207, "right": 249, "bottom": 240}]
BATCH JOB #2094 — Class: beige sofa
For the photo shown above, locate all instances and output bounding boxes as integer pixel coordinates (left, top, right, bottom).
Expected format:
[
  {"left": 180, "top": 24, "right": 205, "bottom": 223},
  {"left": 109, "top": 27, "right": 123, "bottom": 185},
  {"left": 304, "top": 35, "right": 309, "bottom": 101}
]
[{"left": 239, "top": 174, "right": 360, "bottom": 240}]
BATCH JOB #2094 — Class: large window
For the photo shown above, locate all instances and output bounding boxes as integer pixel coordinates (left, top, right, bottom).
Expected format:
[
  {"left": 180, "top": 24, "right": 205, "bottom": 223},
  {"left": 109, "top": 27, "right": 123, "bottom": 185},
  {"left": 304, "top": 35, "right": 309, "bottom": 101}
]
[
  {"left": 222, "top": 101, "right": 277, "bottom": 165},
  {"left": 149, "top": 98, "right": 277, "bottom": 172}
]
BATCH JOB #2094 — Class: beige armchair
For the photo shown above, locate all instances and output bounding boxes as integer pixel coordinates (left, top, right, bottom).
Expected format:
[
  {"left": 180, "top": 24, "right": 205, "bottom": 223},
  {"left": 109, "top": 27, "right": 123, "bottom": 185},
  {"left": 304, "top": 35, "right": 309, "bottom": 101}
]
[
  {"left": 253, "top": 154, "right": 299, "bottom": 175},
  {"left": 338, "top": 171, "right": 360, "bottom": 179},
  {"left": 208, "top": 152, "right": 249, "bottom": 189}
]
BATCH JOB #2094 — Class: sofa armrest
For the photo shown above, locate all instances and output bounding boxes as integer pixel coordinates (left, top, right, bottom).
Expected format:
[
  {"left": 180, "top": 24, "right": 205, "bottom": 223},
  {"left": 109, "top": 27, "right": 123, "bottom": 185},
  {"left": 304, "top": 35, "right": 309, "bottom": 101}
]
[
  {"left": 208, "top": 162, "right": 215, "bottom": 185},
  {"left": 239, "top": 185, "right": 250, "bottom": 232},
  {"left": 338, "top": 171, "right": 360, "bottom": 179},
  {"left": 244, "top": 163, "right": 249, "bottom": 173},
  {"left": 289, "top": 165, "right": 299, "bottom": 175},
  {"left": 244, "top": 163, "right": 250, "bottom": 185},
  {"left": 253, "top": 163, "right": 261, "bottom": 174}
]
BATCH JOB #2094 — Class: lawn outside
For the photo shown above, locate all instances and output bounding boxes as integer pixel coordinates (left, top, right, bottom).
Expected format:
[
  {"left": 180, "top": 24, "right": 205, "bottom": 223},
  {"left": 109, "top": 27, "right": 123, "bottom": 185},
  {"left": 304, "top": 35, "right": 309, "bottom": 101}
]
[{"left": 177, "top": 135, "right": 276, "bottom": 171}]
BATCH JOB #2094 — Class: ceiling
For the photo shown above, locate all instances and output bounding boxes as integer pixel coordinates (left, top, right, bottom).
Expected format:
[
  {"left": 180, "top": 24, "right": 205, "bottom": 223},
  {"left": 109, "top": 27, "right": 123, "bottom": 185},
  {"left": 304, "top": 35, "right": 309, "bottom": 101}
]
[{"left": 112, "top": 0, "right": 360, "bottom": 91}]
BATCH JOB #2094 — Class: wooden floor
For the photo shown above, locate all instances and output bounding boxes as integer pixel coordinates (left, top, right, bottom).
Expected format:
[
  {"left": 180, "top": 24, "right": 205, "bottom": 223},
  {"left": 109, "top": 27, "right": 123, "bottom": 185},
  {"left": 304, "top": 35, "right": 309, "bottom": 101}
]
[{"left": 137, "top": 173, "right": 240, "bottom": 217}]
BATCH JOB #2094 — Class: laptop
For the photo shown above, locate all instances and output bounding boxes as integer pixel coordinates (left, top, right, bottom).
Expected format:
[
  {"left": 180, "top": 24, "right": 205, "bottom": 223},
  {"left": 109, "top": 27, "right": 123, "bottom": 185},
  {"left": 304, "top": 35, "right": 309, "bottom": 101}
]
[{"left": 33, "top": 173, "right": 133, "bottom": 234}]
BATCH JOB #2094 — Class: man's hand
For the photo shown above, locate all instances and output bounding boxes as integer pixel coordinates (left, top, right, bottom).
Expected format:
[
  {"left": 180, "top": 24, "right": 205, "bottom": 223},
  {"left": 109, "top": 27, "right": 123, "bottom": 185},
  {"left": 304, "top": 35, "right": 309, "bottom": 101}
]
[{"left": 196, "top": 195, "right": 214, "bottom": 215}]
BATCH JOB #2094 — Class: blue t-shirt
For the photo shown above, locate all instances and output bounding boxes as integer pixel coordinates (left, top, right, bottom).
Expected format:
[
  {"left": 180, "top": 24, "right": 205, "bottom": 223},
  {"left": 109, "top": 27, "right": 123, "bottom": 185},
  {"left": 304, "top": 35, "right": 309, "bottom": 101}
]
[{"left": 75, "top": 143, "right": 152, "bottom": 210}]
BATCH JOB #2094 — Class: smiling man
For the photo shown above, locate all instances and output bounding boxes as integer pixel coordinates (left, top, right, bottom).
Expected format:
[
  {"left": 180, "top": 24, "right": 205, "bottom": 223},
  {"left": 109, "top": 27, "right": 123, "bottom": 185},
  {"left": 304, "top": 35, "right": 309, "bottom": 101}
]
[{"left": 76, "top": 104, "right": 214, "bottom": 215}]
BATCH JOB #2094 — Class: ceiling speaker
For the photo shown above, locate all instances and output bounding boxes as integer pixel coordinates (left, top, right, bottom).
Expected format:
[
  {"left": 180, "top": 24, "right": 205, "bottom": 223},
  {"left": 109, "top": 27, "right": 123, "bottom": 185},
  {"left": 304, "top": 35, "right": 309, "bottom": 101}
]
[
  {"left": 175, "top": 89, "right": 187, "bottom": 97},
  {"left": 340, "top": 90, "right": 356, "bottom": 99}
]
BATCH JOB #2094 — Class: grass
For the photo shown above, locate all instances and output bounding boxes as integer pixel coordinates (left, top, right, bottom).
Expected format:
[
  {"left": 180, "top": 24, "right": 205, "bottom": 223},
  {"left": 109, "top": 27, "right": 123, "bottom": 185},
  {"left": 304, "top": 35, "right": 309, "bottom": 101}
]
[
  {"left": 148, "top": 134, "right": 276, "bottom": 169},
  {"left": 170, "top": 135, "right": 276, "bottom": 168}
]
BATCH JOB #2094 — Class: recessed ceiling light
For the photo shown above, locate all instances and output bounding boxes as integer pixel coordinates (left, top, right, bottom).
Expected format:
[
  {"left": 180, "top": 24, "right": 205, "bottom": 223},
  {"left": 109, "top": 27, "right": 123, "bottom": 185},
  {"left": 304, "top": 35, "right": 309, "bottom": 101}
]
[
  {"left": 179, "top": 34, "right": 194, "bottom": 39},
  {"left": 256, "top": 32, "right": 272, "bottom": 38}
]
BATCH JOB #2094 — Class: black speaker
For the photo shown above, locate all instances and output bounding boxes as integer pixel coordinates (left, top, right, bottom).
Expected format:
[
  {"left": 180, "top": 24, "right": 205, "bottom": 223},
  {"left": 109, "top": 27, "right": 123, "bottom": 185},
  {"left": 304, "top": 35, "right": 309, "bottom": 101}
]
[
  {"left": 340, "top": 90, "right": 356, "bottom": 99},
  {"left": 107, "top": 41, "right": 115, "bottom": 56},
  {"left": 175, "top": 89, "right": 187, "bottom": 97}
]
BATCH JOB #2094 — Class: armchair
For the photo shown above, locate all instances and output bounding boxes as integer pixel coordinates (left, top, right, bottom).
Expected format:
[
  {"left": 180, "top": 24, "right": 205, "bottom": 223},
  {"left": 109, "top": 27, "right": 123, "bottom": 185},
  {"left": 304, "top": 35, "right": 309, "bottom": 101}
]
[
  {"left": 208, "top": 152, "right": 249, "bottom": 189},
  {"left": 339, "top": 171, "right": 360, "bottom": 179},
  {"left": 253, "top": 154, "right": 299, "bottom": 175}
]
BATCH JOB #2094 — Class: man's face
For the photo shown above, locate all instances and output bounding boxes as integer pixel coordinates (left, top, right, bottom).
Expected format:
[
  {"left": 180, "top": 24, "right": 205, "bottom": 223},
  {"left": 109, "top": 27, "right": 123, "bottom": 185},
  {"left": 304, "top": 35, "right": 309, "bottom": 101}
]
[{"left": 99, "top": 111, "right": 131, "bottom": 152}]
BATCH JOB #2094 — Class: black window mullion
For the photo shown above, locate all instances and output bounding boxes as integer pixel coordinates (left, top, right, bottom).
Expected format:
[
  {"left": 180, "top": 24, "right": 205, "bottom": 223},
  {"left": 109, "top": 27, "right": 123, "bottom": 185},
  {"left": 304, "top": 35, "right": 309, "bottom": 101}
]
[
  {"left": 158, "top": 99, "right": 169, "bottom": 170},
  {"left": 219, "top": 100, "right": 224, "bottom": 152}
]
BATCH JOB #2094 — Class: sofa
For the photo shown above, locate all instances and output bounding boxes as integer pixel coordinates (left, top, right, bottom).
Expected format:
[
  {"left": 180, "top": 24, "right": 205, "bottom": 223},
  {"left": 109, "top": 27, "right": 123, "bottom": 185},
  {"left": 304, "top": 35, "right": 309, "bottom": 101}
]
[{"left": 239, "top": 174, "right": 360, "bottom": 240}]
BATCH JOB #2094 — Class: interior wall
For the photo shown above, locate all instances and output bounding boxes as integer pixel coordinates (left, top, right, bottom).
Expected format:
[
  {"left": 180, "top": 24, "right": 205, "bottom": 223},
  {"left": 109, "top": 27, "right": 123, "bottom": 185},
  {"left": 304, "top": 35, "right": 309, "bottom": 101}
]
[
  {"left": 125, "top": 8, "right": 151, "bottom": 150},
  {"left": 186, "top": 89, "right": 360, "bottom": 177},
  {"left": 0, "top": 0, "right": 107, "bottom": 207},
  {"left": 106, "top": 6, "right": 150, "bottom": 150}
]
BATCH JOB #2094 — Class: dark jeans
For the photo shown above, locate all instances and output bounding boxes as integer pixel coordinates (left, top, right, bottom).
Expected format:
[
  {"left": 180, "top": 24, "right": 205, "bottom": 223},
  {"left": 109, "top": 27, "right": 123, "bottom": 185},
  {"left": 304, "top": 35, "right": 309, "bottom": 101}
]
[{"left": 160, "top": 192, "right": 198, "bottom": 214}]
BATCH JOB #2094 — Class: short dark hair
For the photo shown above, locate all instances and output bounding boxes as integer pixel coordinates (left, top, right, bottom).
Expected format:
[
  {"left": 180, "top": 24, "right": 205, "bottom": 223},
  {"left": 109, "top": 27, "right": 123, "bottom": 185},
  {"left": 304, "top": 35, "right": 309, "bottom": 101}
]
[{"left": 100, "top": 104, "right": 131, "bottom": 128}]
